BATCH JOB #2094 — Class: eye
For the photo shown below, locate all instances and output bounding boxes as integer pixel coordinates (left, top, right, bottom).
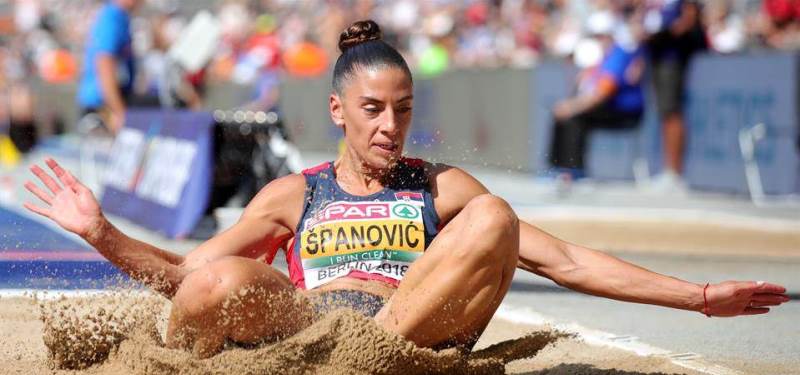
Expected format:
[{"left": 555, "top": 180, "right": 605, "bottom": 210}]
[
  {"left": 363, "top": 105, "right": 380, "bottom": 114},
  {"left": 398, "top": 106, "right": 412, "bottom": 114}
]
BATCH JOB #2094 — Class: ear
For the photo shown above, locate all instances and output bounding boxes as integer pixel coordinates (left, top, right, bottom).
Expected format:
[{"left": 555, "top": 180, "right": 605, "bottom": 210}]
[{"left": 329, "top": 93, "right": 345, "bottom": 129}]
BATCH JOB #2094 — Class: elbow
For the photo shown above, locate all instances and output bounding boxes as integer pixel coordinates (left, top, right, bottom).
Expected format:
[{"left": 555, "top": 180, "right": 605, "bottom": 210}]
[
  {"left": 547, "top": 262, "right": 586, "bottom": 290},
  {"left": 154, "top": 263, "right": 191, "bottom": 298},
  {"left": 549, "top": 243, "right": 584, "bottom": 288},
  {"left": 177, "top": 256, "right": 202, "bottom": 276},
  {"left": 520, "top": 262, "right": 582, "bottom": 290},
  {"left": 549, "top": 272, "right": 575, "bottom": 290}
]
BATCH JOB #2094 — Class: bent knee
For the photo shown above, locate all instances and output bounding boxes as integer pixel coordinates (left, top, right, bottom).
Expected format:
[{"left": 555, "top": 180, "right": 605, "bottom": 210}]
[
  {"left": 174, "top": 257, "right": 292, "bottom": 312},
  {"left": 463, "top": 194, "right": 519, "bottom": 233},
  {"left": 173, "top": 263, "right": 225, "bottom": 312},
  {"left": 449, "top": 195, "right": 519, "bottom": 263},
  {"left": 173, "top": 258, "right": 250, "bottom": 310}
]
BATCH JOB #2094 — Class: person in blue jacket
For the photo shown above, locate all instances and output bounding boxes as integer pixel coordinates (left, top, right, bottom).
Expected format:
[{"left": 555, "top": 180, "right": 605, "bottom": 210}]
[
  {"left": 549, "top": 16, "right": 645, "bottom": 180},
  {"left": 76, "top": 0, "right": 141, "bottom": 134}
]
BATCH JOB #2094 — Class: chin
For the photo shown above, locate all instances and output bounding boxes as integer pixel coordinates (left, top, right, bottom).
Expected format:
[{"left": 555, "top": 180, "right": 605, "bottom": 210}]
[{"left": 366, "top": 153, "right": 400, "bottom": 171}]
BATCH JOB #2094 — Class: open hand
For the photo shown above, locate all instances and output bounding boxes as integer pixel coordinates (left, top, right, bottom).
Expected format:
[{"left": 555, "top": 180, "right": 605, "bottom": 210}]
[
  {"left": 704, "top": 281, "right": 790, "bottom": 317},
  {"left": 23, "top": 158, "right": 104, "bottom": 240}
]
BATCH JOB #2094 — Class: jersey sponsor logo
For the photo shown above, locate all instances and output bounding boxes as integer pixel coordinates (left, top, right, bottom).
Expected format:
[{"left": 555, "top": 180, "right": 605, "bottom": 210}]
[
  {"left": 392, "top": 203, "right": 419, "bottom": 219},
  {"left": 303, "top": 202, "right": 390, "bottom": 229},
  {"left": 300, "top": 200, "right": 426, "bottom": 289}
]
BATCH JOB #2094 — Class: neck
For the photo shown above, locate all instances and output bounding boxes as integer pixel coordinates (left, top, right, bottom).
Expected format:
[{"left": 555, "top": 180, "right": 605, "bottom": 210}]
[{"left": 334, "top": 148, "right": 394, "bottom": 194}]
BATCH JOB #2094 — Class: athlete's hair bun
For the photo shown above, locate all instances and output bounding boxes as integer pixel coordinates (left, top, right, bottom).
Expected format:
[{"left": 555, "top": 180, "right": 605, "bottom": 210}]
[{"left": 338, "top": 20, "right": 382, "bottom": 53}]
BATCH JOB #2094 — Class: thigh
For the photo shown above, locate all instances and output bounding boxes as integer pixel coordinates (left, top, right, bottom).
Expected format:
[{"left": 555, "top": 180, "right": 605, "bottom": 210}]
[
  {"left": 383, "top": 195, "right": 503, "bottom": 293},
  {"left": 375, "top": 195, "right": 519, "bottom": 347},
  {"left": 170, "top": 256, "right": 313, "bottom": 345}
]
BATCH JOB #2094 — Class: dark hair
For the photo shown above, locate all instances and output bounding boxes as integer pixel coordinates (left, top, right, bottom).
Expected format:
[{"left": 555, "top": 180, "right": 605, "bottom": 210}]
[{"left": 332, "top": 20, "right": 412, "bottom": 95}]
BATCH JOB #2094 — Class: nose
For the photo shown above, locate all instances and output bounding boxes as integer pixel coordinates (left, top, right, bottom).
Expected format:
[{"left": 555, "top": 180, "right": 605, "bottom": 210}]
[{"left": 380, "top": 108, "right": 399, "bottom": 135}]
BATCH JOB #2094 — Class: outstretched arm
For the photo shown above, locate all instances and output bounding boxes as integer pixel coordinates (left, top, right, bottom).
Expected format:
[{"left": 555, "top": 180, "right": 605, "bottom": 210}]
[
  {"left": 517, "top": 221, "right": 789, "bottom": 316},
  {"left": 24, "top": 158, "right": 303, "bottom": 297},
  {"left": 24, "top": 158, "right": 186, "bottom": 295}
]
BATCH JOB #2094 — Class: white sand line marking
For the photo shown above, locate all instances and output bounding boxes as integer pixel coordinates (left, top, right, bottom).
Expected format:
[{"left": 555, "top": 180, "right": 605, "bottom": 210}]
[
  {"left": 495, "top": 304, "right": 744, "bottom": 375},
  {"left": 513, "top": 205, "right": 799, "bottom": 233}
]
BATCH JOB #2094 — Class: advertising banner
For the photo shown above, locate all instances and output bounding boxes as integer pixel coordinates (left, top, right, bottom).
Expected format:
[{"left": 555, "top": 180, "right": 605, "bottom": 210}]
[
  {"left": 684, "top": 53, "right": 799, "bottom": 195},
  {"left": 100, "top": 109, "right": 214, "bottom": 238}
]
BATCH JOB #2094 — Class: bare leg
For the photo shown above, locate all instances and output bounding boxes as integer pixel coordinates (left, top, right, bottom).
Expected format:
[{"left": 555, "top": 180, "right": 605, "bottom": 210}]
[
  {"left": 166, "top": 256, "right": 313, "bottom": 358},
  {"left": 663, "top": 112, "right": 685, "bottom": 174},
  {"left": 375, "top": 194, "right": 519, "bottom": 347}
]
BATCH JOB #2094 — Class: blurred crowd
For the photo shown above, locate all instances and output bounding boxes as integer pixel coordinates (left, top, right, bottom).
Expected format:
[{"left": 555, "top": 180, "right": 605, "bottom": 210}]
[
  {"left": 0, "top": 0, "right": 799, "bottom": 171},
  {"left": 0, "top": 0, "right": 798, "bottom": 88}
]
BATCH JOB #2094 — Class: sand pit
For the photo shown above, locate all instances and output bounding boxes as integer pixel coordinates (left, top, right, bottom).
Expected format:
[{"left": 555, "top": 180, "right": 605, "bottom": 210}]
[{"left": 0, "top": 293, "right": 705, "bottom": 374}]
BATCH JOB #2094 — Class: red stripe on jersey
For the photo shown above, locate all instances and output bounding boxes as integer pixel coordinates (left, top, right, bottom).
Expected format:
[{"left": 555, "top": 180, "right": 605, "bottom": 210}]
[
  {"left": 302, "top": 161, "right": 332, "bottom": 176},
  {"left": 400, "top": 157, "right": 424, "bottom": 168}
]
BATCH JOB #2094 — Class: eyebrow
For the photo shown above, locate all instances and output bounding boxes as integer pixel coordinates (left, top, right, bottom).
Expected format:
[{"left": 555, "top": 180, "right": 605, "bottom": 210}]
[{"left": 359, "top": 95, "right": 414, "bottom": 103}]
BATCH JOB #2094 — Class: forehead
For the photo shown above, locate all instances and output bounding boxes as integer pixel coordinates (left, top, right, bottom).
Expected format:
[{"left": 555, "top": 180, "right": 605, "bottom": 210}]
[{"left": 343, "top": 66, "right": 413, "bottom": 100}]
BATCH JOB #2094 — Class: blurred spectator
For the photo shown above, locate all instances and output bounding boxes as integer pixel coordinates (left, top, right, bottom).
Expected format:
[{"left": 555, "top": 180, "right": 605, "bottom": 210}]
[
  {"left": 544, "top": 0, "right": 589, "bottom": 58},
  {"left": 2, "top": 74, "right": 36, "bottom": 157},
  {"left": 549, "top": 11, "right": 646, "bottom": 181},
  {"left": 6, "top": 0, "right": 798, "bottom": 91},
  {"left": 2, "top": 0, "right": 799, "bottom": 84},
  {"left": 242, "top": 16, "right": 282, "bottom": 108},
  {"left": 76, "top": 0, "right": 141, "bottom": 135},
  {"left": 1, "top": 1, "right": 47, "bottom": 155},
  {"left": 6, "top": 78, "right": 37, "bottom": 154},
  {"left": 135, "top": 12, "right": 204, "bottom": 109},
  {"left": 706, "top": 0, "right": 746, "bottom": 53},
  {"left": 313, "top": 0, "right": 349, "bottom": 60},
  {"left": 643, "top": 0, "right": 707, "bottom": 193},
  {"left": 2, "top": 0, "right": 799, "bottom": 167},
  {"left": 282, "top": 40, "right": 328, "bottom": 78},
  {"left": 758, "top": 0, "right": 800, "bottom": 49}
]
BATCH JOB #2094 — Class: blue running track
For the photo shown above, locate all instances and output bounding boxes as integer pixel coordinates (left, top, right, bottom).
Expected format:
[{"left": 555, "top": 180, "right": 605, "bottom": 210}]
[{"left": 0, "top": 206, "right": 127, "bottom": 289}]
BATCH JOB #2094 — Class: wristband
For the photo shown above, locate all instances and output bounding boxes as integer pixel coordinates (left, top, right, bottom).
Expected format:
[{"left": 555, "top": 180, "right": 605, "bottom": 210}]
[{"left": 703, "top": 283, "right": 711, "bottom": 317}]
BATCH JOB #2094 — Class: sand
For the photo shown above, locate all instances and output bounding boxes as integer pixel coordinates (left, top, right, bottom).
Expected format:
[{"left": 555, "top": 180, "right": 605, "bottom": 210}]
[
  {"left": 0, "top": 293, "right": 707, "bottom": 375},
  {"left": 530, "top": 218, "right": 800, "bottom": 258}
]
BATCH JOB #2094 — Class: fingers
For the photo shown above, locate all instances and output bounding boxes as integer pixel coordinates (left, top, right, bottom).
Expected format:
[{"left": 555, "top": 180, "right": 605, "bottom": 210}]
[
  {"left": 752, "top": 293, "right": 790, "bottom": 303},
  {"left": 30, "top": 164, "right": 62, "bottom": 194},
  {"left": 751, "top": 294, "right": 790, "bottom": 306},
  {"left": 741, "top": 307, "right": 770, "bottom": 315},
  {"left": 45, "top": 158, "right": 83, "bottom": 193},
  {"left": 24, "top": 181, "right": 53, "bottom": 205},
  {"left": 23, "top": 202, "right": 52, "bottom": 218},
  {"left": 752, "top": 281, "right": 787, "bottom": 294}
]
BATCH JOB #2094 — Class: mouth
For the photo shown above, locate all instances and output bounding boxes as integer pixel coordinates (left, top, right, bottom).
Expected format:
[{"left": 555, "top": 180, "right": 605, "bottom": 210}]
[{"left": 372, "top": 142, "right": 399, "bottom": 154}]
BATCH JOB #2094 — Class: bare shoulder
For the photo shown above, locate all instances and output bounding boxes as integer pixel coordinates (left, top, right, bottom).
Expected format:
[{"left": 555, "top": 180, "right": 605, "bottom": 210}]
[
  {"left": 241, "top": 173, "right": 307, "bottom": 228},
  {"left": 182, "top": 173, "right": 307, "bottom": 266},
  {"left": 422, "top": 162, "right": 489, "bottom": 224}
]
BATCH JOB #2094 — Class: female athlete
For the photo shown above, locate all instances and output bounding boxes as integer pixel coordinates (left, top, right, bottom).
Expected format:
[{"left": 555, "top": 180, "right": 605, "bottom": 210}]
[{"left": 24, "top": 20, "right": 788, "bottom": 358}]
